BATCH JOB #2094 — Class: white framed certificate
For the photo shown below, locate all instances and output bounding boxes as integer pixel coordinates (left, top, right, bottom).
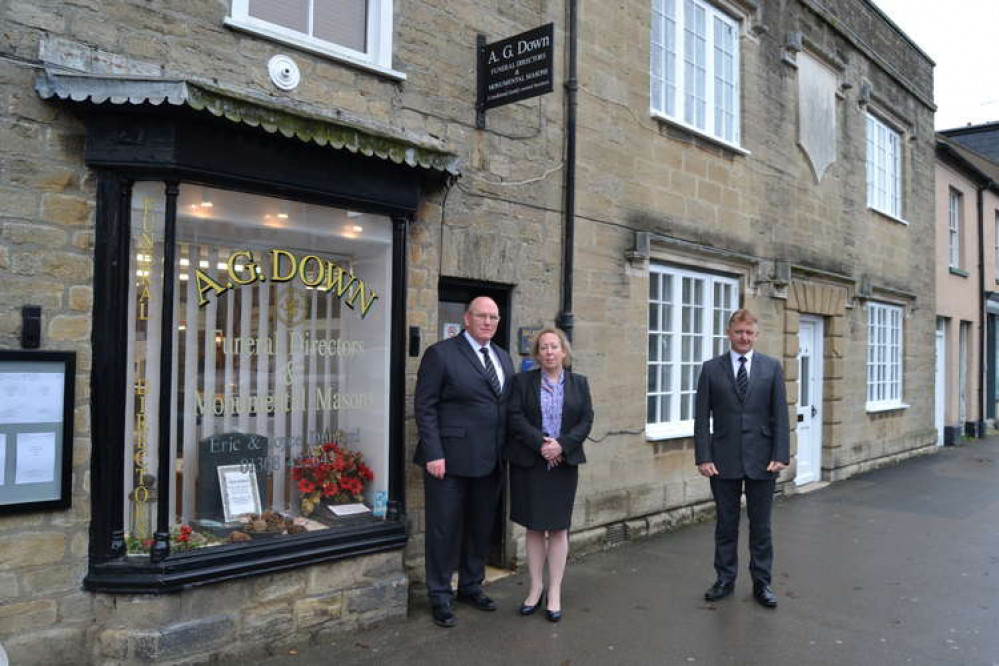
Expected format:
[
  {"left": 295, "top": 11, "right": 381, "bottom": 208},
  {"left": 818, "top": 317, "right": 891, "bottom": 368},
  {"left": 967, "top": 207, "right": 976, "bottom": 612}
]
[{"left": 217, "top": 464, "right": 262, "bottom": 523}]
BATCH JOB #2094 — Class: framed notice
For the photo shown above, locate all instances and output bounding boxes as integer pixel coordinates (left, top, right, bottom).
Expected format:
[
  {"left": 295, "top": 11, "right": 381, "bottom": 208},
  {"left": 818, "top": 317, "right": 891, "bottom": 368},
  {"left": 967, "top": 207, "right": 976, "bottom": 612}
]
[
  {"left": 0, "top": 350, "right": 75, "bottom": 514},
  {"left": 217, "top": 464, "right": 262, "bottom": 523}
]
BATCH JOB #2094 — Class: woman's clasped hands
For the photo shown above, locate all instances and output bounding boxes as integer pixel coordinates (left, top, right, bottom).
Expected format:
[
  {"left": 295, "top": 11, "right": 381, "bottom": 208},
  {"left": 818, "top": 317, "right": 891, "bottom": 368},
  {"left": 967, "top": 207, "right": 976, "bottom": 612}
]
[{"left": 541, "top": 436, "right": 564, "bottom": 469}]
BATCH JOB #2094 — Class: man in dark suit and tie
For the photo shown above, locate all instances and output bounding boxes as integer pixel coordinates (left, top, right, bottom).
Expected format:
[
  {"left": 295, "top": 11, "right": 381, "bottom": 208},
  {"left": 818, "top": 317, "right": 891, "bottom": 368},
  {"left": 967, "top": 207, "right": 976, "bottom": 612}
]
[
  {"left": 414, "top": 296, "right": 514, "bottom": 627},
  {"left": 694, "top": 308, "right": 790, "bottom": 608}
]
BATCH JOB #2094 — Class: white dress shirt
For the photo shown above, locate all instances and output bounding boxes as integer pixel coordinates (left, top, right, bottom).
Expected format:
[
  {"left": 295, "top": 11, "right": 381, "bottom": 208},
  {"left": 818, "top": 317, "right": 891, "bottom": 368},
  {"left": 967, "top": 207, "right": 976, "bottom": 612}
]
[
  {"left": 729, "top": 348, "right": 754, "bottom": 379},
  {"left": 464, "top": 331, "right": 505, "bottom": 389}
]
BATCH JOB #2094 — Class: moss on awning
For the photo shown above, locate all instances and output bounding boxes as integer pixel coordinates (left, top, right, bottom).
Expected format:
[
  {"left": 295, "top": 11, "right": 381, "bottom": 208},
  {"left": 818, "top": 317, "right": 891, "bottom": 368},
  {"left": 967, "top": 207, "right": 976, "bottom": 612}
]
[{"left": 36, "top": 69, "right": 460, "bottom": 176}]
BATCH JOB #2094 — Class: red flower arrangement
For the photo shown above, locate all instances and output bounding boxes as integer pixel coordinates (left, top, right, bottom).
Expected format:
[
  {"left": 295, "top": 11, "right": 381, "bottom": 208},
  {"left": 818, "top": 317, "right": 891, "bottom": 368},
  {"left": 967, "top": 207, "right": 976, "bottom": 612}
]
[{"left": 292, "top": 439, "right": 374, "bottom": 516}]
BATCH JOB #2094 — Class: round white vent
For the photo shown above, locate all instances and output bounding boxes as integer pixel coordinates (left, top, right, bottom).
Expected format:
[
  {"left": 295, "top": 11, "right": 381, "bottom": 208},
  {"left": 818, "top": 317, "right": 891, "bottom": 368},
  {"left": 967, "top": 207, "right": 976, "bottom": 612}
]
[{"left": 268, "top": 55, "right": 301, "bottom": 91}]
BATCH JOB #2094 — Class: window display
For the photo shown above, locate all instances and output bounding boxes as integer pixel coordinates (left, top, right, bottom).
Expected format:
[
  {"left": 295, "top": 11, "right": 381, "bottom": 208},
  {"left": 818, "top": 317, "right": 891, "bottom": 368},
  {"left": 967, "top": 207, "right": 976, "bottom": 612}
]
[{"left": 125, "top": 183, "right": 392, "bottom": 552}]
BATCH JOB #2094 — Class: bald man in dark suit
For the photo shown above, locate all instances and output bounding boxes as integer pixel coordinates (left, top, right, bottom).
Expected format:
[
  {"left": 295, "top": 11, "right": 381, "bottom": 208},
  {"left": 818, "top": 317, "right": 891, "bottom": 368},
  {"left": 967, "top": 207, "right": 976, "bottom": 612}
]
[
  {"left": 695, "top": 308, "right": 789, "bottom": 608},
  {"left": 414, "top": 296, "right": 514, "bottom": 627}
]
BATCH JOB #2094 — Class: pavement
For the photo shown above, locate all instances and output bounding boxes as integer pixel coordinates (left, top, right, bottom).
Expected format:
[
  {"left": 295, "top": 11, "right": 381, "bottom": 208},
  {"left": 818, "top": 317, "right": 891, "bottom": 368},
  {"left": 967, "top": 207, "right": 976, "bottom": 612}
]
[{"left": 255, "top": 437, "right": 999, "bottom": 666}]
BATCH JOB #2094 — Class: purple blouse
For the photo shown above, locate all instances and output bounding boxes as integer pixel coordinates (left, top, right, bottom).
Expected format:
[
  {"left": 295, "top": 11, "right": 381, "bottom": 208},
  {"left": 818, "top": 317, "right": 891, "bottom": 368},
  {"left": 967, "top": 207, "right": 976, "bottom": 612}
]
[{"left": 540, "top": 371, "right": 565, "bottom": 439}]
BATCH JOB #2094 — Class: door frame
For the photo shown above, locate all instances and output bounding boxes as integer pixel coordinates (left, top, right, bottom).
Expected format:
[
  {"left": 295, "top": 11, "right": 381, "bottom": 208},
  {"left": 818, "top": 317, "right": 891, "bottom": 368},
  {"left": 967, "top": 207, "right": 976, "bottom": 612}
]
[
  {"left": 935, "top": 318, "right": 946, "bottom": 446},
  {"left": 437, "top": 277, "right": 514, "bottom": 569},
  {"left": 795, "top": 315, "right": 824, "bottom": 486}
]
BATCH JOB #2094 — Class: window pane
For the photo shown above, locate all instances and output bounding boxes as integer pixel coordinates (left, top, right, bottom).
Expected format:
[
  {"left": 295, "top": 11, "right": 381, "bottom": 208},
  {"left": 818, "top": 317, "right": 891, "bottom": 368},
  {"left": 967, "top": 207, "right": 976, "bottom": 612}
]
[
  {"left": 866, "top": 114, "right": 902, "bottom": 217},
  {"left": 800, "top": 355, "right": 810, "bottom": 407},
  {"left": 126, "top": 183, "right": 168, "bottom": 543},
  {"left": 249, "top": 0, "right": 309, "bottom": 32},
  {"left": 659, "top": 394, "right": 671, "bottom": 422},
  {"left": 314, "top": 0, "right": 368, "bottom": 53},
  {"left": 126, "top": 183, "right": 392, "bottom": 554}
]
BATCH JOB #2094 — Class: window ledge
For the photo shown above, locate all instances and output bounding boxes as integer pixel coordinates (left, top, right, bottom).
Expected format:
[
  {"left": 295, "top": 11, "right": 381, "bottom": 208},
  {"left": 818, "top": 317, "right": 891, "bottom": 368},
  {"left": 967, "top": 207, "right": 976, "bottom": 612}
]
[
  {"left": 868, "top": 207, "right": 909, "bottom": 226},
  {"left": 646, "top": 424, "right": 695, "bottom": 441},
  {"left": 949, "top": 267, "right": 969, "bottom": 278},
  {"left": 224, "top": 18, "right": 407, "bottom": 82},
  {"left": 866, "top": 402, "right": 910, "bottom": 414},
  {"left": 85, "top": 519, "right": 406, "bottom": 594},
  {"left": 649, "top": 111, "right": 750, "bottom": 156}
]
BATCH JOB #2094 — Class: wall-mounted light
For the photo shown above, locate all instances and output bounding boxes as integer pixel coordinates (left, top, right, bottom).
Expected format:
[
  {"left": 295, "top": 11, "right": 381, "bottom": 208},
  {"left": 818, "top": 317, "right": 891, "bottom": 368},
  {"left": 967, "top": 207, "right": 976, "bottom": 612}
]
[
  {"left": 277, "top": 212, "right": 289, "bottom": 220},
  {"left": 351, "top": 224, "right": 363, "bottom": 233},
  {"left": 200, "top": 191, "right": 214, "bottom": 208}
]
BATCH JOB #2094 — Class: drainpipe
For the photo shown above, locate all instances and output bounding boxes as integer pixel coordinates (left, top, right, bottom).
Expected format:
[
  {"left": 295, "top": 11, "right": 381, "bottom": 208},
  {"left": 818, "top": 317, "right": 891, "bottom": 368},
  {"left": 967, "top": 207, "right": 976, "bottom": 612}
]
[
  {"left": 557, "top": 0, "right": 578, "bottom": 342},
  {"left": 977, "top": 181, "right": 992, "bottom": 437}
]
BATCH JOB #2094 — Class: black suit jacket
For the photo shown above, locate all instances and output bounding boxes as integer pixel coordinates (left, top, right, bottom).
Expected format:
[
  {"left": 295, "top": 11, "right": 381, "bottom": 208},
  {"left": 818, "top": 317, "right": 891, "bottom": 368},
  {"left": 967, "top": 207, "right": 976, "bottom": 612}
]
[
  {"left": 413, "top": 333, "right": 515, "bottom": 477},
  {"left": 506, "top": 369, "right": 594, "bottom": 468},
  {"left": 693, "top": 351, "right": 790, "bottom": 480}
]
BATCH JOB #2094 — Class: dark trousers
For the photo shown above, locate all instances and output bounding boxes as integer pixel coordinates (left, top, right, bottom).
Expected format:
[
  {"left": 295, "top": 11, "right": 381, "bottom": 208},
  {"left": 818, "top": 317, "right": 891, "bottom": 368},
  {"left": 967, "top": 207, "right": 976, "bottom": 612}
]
[
  {"left": 709, "top": 476, "right": 776, "bottom": 586},
  {"left": 423, "top": 468, "right": 501, "bottom": 606}
]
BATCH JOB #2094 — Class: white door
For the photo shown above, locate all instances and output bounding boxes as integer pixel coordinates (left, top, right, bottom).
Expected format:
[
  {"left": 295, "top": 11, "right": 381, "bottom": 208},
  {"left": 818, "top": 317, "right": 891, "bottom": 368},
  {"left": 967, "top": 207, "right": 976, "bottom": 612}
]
[
  {"left": 796, "top": 316, "right": 824, "bottom": 486},
  {"left": 935, "top": 319, "right": 946, "bottom": 446}
]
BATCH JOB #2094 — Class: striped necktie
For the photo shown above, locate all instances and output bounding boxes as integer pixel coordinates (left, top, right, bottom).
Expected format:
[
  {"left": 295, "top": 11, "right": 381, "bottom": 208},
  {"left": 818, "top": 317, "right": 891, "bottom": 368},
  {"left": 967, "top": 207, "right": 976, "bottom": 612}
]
[
  {"left": 737, "top": 356, "right": 748, "bottom": 400},
  {"left": 479, "top": 347, "right": 501, "bottom": 394}
]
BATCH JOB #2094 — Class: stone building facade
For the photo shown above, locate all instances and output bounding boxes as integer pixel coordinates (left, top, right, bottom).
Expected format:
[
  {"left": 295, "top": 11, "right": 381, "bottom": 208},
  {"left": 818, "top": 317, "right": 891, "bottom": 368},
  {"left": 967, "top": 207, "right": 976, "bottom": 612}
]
[{"left": 0, "top": 0, "right": 935, "bottom": 663}]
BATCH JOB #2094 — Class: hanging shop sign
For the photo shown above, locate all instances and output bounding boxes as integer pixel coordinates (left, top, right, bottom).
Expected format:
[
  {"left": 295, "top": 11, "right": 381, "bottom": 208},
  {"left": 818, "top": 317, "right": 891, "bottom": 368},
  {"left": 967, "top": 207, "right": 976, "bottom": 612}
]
[
  {"left": 193, "top": 248, "right": 380, "bottom": 318},
  {"left": 476, "top": 23, "right": 554, "bottom": 126}
]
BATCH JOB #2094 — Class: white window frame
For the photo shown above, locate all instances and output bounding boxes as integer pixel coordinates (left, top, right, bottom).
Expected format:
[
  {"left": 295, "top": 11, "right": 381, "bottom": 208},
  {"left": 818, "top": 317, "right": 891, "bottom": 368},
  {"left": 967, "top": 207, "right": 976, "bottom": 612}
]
[
  {"left": 866, "top": 113, "right": 903, "bottom": 220},
  {"left": 948, "top": 187, "right": 962, "bottom": 269},
  {"left": 647, "top": 264, "right": 739, "bottom": 439},
  {"left": 650, "top": 0, "right": 742, "bottom": 148},
  {"left": 866, "top": 301, "right": 905, "bottom": 412},
  {"left": 226, "top": 0, "right": 404, "bottom": 80}
]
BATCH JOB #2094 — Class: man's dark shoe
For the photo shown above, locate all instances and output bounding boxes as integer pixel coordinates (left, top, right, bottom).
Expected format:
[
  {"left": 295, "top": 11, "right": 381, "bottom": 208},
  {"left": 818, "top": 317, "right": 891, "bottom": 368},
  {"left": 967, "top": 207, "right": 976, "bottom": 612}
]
[
  {"left": 456, "top": 590, "right": 497, "bottom": 611},
  {"left": 753, "top": 583, "right": 778, "bottom": 608},
  {"left": 432, "top": 602, "right": 457, "bottom": 627},
  {"left": 704, "top": 581, "right": 735, "bottom": 602}
]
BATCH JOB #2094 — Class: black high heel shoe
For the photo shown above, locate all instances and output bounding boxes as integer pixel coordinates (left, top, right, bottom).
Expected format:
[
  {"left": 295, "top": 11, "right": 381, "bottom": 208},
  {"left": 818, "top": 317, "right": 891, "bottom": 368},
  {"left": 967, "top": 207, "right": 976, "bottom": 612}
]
[
  {"left": 519, "top": 589, "right": 545, "bottom": 616},
  {"left": 545, "top": 607, "right": 562, "bottom": 622}
]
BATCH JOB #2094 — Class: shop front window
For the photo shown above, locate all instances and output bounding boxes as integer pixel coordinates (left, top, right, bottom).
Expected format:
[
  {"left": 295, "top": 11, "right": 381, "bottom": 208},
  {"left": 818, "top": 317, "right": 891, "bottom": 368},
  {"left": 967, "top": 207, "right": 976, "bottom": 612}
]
[{"left": 125, "top": 183, "right": 392, "bottom": 553}]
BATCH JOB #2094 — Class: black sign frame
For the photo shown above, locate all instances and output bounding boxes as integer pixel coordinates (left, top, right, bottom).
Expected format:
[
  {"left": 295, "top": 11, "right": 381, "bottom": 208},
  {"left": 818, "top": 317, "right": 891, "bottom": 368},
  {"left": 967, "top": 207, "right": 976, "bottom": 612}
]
[
  {"left": 0, "top": 350, "right": 76, "bottom": 514},
  {"left": 477, "top": 23, "right": 555, "bottom": 127}
]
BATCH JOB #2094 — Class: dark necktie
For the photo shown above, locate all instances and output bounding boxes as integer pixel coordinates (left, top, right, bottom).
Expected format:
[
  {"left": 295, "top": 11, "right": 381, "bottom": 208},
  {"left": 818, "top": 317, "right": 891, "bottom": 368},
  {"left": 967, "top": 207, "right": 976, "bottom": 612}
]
[
  {"left": 737, "top": 356, "right": 748, "bottom": 400},
  {"left": 479, "top": 346, "right": 501, "bottom": 394}
]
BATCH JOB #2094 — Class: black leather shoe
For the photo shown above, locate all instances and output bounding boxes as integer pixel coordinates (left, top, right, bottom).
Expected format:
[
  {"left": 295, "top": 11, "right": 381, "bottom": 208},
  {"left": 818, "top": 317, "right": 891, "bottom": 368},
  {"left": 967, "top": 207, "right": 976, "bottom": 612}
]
[
  {"left": 704, "top": 581, "right": 735, "bottom": 602},
  {"left": 753, "top": 584, "right": 778, "bottom": 608},
  {"left": 432, "top": 603, "right": 457, "bottom": 627},
  {"left": 545, "top": 608, "right": 562, "bottom": 622},
  {"left": 457, "top": 590, "right": 497, "bottom": 611},
  {"left": 519, "top": 590, "right": 545, "bottom": 616}
]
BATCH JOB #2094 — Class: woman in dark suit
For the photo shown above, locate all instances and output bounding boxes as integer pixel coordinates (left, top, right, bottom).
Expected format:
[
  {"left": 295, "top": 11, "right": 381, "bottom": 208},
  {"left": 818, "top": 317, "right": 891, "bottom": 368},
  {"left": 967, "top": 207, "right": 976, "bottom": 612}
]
[{"left": 507, "top": 328, "right": 593, "bottom": 622}]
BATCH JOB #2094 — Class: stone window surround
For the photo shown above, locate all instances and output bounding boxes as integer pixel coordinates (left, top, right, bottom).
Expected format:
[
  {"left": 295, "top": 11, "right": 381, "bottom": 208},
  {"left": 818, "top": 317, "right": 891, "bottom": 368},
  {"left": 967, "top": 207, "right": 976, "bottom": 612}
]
[
  {"left": 645, "top": 261, "right": 741, "bottom": 440},
  {"left": 865, "top": 111, "right": 904, "bottom": 221},
  {"left": 865, "top": 300, "right": 906, "bottom": 412},
  {"left": 225, "top": 0, "right": 405, "bottom": 81},
  {"left": 649, "top": 0, "right": 744, "bottom": 148}
]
